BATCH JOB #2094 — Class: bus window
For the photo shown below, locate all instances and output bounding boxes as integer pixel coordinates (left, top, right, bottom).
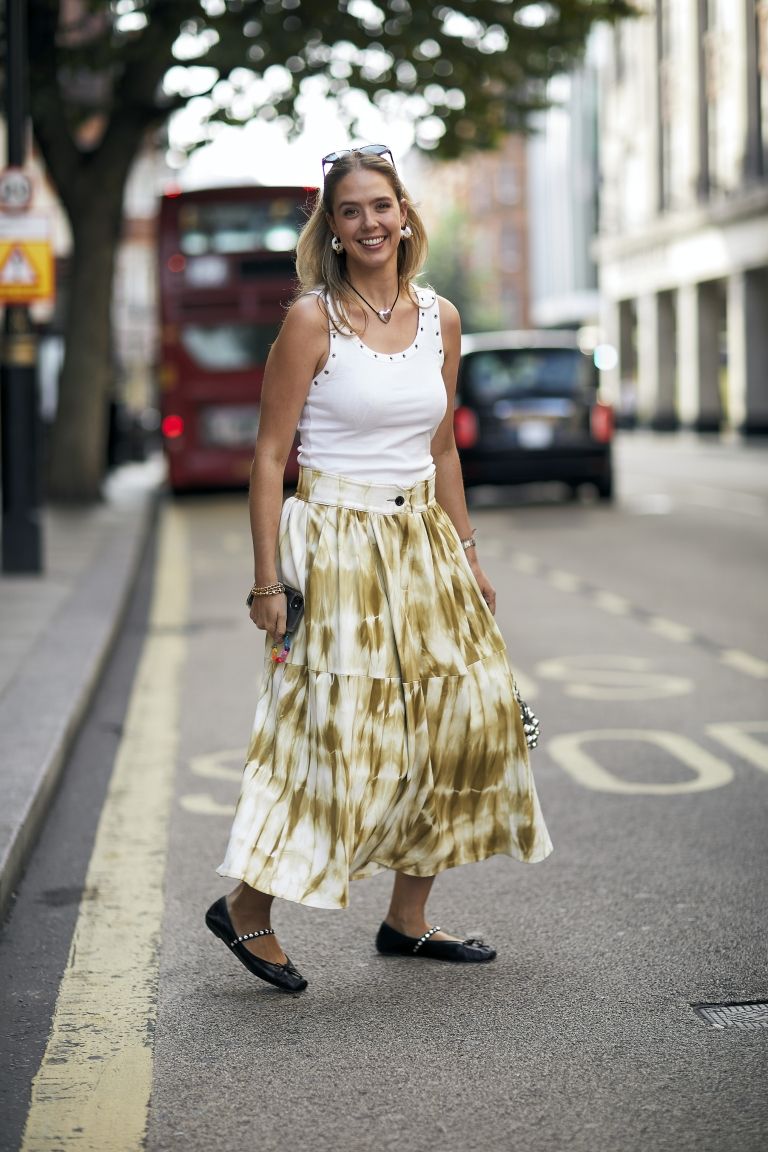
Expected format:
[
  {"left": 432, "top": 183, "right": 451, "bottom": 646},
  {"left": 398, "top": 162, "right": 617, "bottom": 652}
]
[
  {"left": 178, "top": 201, "right": 304, "bottom": 255},
  {"left": 180, "top": 323, "right": 277, "bottom": 372}
]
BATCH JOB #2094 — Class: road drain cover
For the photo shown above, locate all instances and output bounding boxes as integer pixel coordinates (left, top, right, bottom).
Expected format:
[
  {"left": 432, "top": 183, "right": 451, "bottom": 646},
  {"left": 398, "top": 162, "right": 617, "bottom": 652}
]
[{"left": 693, "top": 1002, "right": 768, "bottom": 1030}]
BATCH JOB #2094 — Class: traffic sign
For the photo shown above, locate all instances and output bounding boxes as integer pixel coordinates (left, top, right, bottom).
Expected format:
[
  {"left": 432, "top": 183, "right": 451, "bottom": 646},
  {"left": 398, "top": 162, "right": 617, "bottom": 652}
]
[
  {"left": 0, "top": 214, "right": 54, "bottom": 302},
  {"left": 0, "top": 167, "right": 33, "bottom": 213},
  {"left": 1, "top": 246, "right": 37, "bottom": 284}
]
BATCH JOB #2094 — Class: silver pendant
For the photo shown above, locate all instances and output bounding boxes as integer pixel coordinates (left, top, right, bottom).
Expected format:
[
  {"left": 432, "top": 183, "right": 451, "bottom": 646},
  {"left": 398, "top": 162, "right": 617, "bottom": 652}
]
[{"left": 377, "top": 309, "right": 392, "bottom": 323}]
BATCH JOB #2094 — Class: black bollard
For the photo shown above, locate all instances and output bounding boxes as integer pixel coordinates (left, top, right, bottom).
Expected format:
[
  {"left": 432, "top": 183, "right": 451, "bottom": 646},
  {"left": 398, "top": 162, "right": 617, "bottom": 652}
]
[{"left": 1, "top": 0, "right": 42, "bottom": 573}]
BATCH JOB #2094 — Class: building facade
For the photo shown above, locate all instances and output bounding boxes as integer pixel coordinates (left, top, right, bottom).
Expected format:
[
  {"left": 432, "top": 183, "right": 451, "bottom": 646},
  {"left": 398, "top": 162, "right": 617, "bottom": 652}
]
[
  {"left": 527, "top": 52, "right": 601, "bottom": 331},
  {"left": 596, "top": 0, "right": 768, "bottom": 433},
  {"left": 411, "top": 134, "right": 531, "bottom": 333}
]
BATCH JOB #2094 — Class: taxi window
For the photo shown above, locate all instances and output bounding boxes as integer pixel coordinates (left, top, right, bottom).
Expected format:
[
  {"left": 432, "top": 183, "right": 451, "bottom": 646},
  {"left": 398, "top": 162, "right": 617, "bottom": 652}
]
[{"left": 463, "top": 348, "right": 592, "bottom": 400}]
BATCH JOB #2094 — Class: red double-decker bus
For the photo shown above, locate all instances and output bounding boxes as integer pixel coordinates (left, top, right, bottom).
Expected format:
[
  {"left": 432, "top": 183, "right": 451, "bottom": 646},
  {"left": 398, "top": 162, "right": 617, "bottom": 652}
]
[{"left": 157, "top": 185, "right": 314, "bottom": 491}]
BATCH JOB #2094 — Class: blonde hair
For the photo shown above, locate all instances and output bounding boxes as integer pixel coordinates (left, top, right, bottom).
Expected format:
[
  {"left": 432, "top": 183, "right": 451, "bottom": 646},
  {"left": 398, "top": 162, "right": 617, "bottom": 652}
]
[{"left": 294, "top": 151, "right": 429, "bottom": 333}]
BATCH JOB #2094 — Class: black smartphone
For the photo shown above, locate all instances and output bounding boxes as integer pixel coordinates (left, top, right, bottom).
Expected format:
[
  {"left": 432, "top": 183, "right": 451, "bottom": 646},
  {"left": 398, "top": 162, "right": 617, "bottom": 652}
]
[{"left": 283, "top": 585, "right": 305, "bottom": 632}]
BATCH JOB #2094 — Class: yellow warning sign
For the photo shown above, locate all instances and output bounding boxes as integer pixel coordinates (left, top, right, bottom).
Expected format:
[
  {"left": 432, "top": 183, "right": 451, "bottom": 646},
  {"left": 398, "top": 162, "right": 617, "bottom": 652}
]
[{"left": 0, "top": 215, "right": 55, "bottom": 303}]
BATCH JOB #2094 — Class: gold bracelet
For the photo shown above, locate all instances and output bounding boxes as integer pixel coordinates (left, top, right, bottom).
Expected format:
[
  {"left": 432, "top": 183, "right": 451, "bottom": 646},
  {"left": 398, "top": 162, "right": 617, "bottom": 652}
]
[
  {"left": 459, "top": 531, "right": 477, "bottom": 551},
  {"left": 246, "top": 581, "right": 285, "bottom": 607}
]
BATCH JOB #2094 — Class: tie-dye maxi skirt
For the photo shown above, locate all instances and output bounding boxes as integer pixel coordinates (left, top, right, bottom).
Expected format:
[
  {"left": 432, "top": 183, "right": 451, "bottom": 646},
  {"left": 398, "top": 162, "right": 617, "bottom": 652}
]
[{"left": 218, "top": 467, "right": 553, "bottom": 909}]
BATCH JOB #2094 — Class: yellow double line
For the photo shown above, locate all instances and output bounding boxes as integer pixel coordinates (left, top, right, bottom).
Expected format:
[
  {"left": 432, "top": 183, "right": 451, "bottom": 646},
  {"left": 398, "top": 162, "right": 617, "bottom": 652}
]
[{"left": 21, "top": 506, "right": 188, "bottom": 1152}]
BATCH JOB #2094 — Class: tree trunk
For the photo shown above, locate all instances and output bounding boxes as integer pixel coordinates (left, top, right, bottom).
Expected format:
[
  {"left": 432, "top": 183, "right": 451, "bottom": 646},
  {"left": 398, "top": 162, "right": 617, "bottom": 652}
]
[
  {"left": 28, "top": 0, "right": 177, "bottom": 501},
  {"left": 47, "top": 206, "right": 120, "bottom": 501},
  {"left": 42, "top": 111, "right": 150, "bottom": 502}
]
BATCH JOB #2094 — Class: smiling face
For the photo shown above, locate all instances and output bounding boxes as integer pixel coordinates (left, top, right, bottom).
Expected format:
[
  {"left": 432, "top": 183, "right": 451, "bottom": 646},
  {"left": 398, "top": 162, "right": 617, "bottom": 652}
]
[{"left": 327, "top": 168, "right": 407, "bottom": 273}]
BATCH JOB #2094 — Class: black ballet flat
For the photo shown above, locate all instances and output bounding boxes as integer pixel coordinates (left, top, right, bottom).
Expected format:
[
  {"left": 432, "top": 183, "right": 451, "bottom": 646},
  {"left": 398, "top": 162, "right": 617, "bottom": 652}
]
[
  {"left": 205, "top": 896, "right": 308, "bottom": 992},
  {"left": 375, "top": 921, "right": 496, "bottom": 963}
]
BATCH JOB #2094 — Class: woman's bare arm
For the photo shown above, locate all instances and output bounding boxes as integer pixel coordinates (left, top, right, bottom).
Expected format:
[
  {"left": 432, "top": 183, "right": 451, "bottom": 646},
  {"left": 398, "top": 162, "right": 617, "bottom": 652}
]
[
  {"left": 431, "top": 297, "right": 496, "bottom": 613},
  {"left": 248, "top": 294, "right": 328, "bottom": 638}
]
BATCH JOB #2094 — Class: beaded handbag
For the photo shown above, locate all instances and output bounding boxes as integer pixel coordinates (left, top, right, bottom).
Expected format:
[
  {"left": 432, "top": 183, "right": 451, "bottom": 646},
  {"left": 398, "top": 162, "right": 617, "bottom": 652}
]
[{"left": 514, "top": 684, "right": 541, "bottom": 750}]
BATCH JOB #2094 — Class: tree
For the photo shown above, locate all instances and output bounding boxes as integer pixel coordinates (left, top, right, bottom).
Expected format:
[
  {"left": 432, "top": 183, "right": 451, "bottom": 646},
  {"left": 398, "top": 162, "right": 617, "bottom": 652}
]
[
  {"left": 423, "top": 207, "right": 475, "bottom": 325},
  {"left": 19, "top": 0, "right": 634, "bottom": 501}
]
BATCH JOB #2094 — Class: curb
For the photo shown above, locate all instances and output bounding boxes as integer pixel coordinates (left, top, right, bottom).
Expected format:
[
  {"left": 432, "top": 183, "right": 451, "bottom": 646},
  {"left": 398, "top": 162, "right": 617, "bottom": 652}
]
[{"left": 0, "top": 484, "right": 161, "bottom": 922}]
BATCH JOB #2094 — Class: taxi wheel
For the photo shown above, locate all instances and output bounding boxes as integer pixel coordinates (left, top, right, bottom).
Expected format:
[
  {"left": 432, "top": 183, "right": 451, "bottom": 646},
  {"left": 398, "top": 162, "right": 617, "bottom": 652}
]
[{"left": 595, "top": 475, "right": 614, "bottom": 502}]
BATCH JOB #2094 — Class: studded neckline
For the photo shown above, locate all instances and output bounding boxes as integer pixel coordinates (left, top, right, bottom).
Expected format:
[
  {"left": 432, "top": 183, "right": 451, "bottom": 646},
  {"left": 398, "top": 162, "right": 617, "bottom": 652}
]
[{"left": 353, "top": 292, "right": 440, "bottom": 363}]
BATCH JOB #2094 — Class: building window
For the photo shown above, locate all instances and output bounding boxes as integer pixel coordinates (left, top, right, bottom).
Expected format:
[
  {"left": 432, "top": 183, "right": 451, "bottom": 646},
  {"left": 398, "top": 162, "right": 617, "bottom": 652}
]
[
  {"left": 500, "top": 222, "right": 520, "bottom": 273},
  {"left": 657, "top": 0, "right": 674, "bottom": 210},
  {"left": 468, "top": 225, "right": 494, "bottom": 276},
  {"left": 614, "top": 25, "right": 626, "bottom": 84},
  {"left": 658, "top": 0, "right": 696, "bottom": 209},
  {"left": 472, "top": 168, "right": 493, "bottom": 213},
  {"left": 705, "top": 0, "right": 741, "bottom": 193},
  {"left": 500, "top": 284, "right": 521, "bottom": 328},
  {"left": 496, "top": 159, "right": 519, "bottom": 205},
  {"left": 758, "top": 0, "right": 768, "bottom": 173}
]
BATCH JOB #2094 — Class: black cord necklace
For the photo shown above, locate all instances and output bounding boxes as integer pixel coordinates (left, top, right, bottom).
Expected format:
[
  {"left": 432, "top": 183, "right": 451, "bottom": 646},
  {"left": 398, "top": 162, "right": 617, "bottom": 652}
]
[{"left": 345, "top": 279, "right": 400, "bottom": 324}]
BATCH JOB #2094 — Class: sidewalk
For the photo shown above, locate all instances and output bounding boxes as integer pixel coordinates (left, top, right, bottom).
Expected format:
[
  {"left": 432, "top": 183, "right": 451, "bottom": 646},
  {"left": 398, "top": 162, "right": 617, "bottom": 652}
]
[{"left": 0, "top": 457, "right": 163, "bottom": 919}]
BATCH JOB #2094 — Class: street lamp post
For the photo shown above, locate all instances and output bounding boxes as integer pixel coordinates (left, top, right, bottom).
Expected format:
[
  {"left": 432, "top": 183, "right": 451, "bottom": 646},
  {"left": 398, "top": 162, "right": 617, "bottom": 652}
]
[{"left": 1, "top": 0, "right": 42, "bottom": 573}]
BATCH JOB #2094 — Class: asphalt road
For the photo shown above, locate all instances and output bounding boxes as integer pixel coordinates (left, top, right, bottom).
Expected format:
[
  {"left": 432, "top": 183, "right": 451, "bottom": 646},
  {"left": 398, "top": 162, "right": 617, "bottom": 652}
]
[{"left": 2, "top": 432, "right": 767, "bottom": 1152}]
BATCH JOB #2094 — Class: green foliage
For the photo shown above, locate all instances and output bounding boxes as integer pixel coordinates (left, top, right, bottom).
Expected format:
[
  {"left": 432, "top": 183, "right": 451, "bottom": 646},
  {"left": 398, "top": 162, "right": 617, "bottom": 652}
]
[
  {"left": 21, "top": 1, "right": 637, "bottom": 162},
  {"left": 423, "top": 207, "right": 475, "bottom": 323},
  {"left": 424, "top": 208, "right": 522, "bottom": 332},
  {"left": 9, "top": 0, "right": 638, "bottom": 499}
]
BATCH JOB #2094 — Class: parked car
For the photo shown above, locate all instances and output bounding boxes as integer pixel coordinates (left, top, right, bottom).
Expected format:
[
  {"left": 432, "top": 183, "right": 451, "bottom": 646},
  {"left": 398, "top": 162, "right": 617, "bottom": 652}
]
[{"left": 454, "top": 329, "right": 615, "bottom": 500}]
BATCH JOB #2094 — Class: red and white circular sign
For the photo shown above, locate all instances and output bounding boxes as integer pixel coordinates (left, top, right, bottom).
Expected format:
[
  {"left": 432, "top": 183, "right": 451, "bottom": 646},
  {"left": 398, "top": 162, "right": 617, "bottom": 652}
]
[{"left": 0, "top": 167, "right": 33, "bottom": 213}]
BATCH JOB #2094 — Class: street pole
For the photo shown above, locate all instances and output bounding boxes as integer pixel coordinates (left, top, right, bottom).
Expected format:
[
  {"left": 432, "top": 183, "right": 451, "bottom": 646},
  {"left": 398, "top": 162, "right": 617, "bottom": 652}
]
[{"left": 1, "top": 0, "right": 42, "bottom": 573}]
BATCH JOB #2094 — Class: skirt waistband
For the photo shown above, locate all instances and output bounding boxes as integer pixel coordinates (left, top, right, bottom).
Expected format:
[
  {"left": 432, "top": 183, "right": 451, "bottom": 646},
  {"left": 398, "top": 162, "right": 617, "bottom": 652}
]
[{"left": 296, "top": 467, "right": 435, "bottom": 513}]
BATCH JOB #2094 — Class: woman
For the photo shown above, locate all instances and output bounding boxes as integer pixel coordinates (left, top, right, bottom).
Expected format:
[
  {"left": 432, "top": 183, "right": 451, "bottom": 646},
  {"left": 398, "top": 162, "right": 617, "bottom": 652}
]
[{"left": 206, "top": 145, "right": 553, "bottom": 993}]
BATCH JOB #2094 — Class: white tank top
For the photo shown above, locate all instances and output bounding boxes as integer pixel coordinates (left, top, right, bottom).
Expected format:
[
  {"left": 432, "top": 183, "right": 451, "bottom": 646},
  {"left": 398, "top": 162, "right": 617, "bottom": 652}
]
[{"left": 296, "top": 287, "right": 447, "bottom": 486}]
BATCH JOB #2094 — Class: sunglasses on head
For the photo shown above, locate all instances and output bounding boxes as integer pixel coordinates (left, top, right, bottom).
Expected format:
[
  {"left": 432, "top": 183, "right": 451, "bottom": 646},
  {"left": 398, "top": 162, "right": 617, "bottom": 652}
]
[{"left": 321, "top": 144, "right": 395, "bottom": 179}]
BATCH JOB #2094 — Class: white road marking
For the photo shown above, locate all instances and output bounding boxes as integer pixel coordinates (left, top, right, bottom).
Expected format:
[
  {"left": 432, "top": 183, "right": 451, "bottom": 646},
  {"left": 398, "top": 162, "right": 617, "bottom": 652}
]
[
  {"left": 189, "top": 748, "right": 244, "bottom": 782},
  {"left": 20, "top": 506, "right": 188, "bottom": 1152},
  {"left": 221, "top": 531, "right": 247, "bottom": 553},
  {"left": 547, "top": 569, "right": 582, "bottom": 592},
  {"left": 592, "top": 591, "right": 631, "bottom": 615},
  {"left": 512, "top": 670, "right": 538, "bottom": 699},
  {"left": 707, "top": 722, "right": 768, "bottom": 774},
  {"left": 623, "top": 493, "right": 674, "bottom": 515},
  {"left": 623, "top": 485, "right": 766, "bottom": 518},
  {"left": 511, "top": 553, "right": 541, "bottom": 573},
  {"left": 548, "top": 729, "right": 734, "bottom": 794},
  {"left": 536, "top": 654, "right": 693, "bottom": 700},
  {"left": 720, "top": 649, "right": 768, "bottom": 679},
  {"left": 180, "top": 793, "right": 235, "bottom": 816},
  {"left": 647, "top": 616, "right": 695, "bottom": 643},
  {"left": 512, "top": 548, "right": 766, "bottom": 682},
  {"left": 684, "top": 484, "right": 766, "bottom": 518},
  {"left": 476, "top": 536, "right": 504, "bottom": 558}
]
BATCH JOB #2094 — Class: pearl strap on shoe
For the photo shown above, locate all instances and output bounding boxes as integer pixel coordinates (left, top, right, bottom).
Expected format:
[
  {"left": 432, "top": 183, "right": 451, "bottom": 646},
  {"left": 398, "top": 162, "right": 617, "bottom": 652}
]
[
  {"left": 412, "top": 926, "right": 441, "bottom": 954},
  {"left": 232, "top": 927, "right": 276, "bottom": 947}
]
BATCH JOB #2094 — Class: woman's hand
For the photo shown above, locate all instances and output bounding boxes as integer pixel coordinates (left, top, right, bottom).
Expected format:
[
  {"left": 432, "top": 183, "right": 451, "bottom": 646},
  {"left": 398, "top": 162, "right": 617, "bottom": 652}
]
[
  {"left": 249, "top": 592, "right": 287, "bottom": 642},
  {"left": 468, "top": 554, "right": 497, "bottom": 614}
]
